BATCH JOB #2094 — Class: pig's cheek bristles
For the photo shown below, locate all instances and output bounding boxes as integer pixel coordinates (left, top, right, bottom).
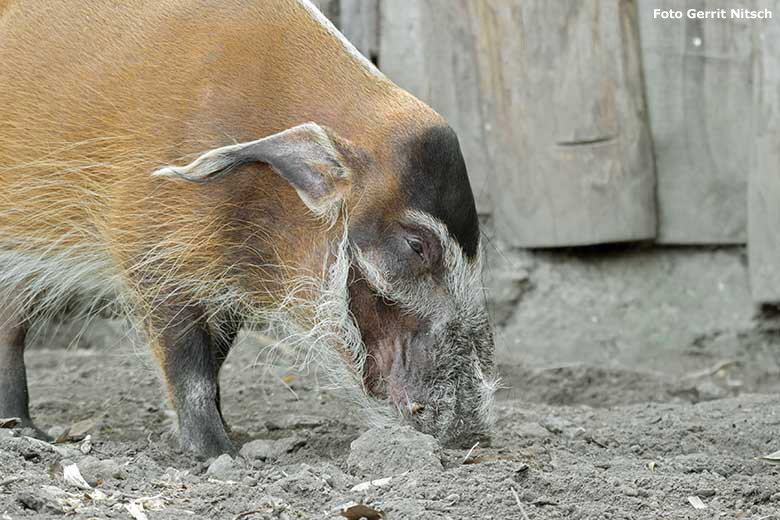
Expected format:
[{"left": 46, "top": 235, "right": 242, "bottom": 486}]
[{"left": 233, "top": 216, "right": 398, "bottom": 428}]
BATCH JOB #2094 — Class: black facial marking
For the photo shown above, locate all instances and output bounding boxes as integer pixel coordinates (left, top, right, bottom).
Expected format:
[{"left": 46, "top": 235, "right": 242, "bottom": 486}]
[{"left": 400, "top": 126, "right": 479, "bottom": 258}]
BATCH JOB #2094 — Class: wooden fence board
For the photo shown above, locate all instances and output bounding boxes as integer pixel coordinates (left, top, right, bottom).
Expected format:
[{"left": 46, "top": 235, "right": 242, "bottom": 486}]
[
  {"left": 638, "top": 0, "right": 753, "bottom": 244},
  {"left": 380, "top": 1, "right": 656, "bottom": 245},
  {"left": 340, "top": 0, "right": 379, "bottom": 63},
  {"left": 749, "top": 3, "right": 780, "bottom": 303},
  {"left": 476, "top": 0, "right": 657, "bottom": 246},
  {"left": 379, "top": 1, "right": 494, "bottom": 213}
]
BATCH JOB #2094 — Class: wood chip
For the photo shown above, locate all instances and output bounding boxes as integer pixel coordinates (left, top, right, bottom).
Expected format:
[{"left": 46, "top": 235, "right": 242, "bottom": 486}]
[
  {"left": 86, "top": 489, "right": 107, "bottom": 501},
  {"left": 56, "top": 418, "right": 97, "bottom": 443},
  {"left": 62, "top": 464, "right": 92, "bottom": 490},
  {"left": 340, "top": 502, "right": 383, "bottom": 520},
  {"left": 125, "top": 502, "right": 149, "bottom": 520},
  {"left": 0, "top": 417, "right": 20, "bottom": 429},
  {"left": 687, "top": 496, "right": 707, "bottom": 510},
  {"left": 760, "top": 449, "right": 780, "bottom": 464},
  {"left": 350, "top": 477, "right": 392, "bottom": 492}
]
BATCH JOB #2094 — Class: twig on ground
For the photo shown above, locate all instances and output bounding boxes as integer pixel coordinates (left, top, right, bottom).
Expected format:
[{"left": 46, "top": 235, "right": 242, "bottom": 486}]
[
  {"left": 0, "top": 476, "right": 20, "bottom": 487},
  {"left": 684, "top": 359, "right": 737, "bottom": 380},
  {"left": 462, "top": 441, "right": 479, "bottom": 464},
  {"left": 234, "top": 510, "right": 266, "bottom": 520},
  {"left": 277, "top": 374, "right": 299, "bottom": 401},
  {"left": 511, "top": 486, "right": 531, "bottom": 520}
]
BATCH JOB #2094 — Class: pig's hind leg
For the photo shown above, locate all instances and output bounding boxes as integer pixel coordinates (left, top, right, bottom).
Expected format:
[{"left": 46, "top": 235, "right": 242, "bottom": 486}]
[{"left": 0, "top": 302, "right": 48, "bottom": 439}]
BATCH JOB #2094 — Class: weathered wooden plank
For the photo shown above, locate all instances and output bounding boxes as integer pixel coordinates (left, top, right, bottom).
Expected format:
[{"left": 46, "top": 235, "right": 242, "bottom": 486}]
[
  {"left": 473, "top": 0, "right": 656, "bottom": 246},
  {"left": 379, "top": 1, "right": 494, "bottom": 214},
  {"left": 340, "top": 0, "right": 379, "bottom": 62},
  {"left": 749, "top": 2, "right": 780, "bottom": 303},
  {"left": 381, "top": 1, "right": 657, "bottom": 246},
  {"left": 639, "top": 0, "right": 753, "bottom": 244}
]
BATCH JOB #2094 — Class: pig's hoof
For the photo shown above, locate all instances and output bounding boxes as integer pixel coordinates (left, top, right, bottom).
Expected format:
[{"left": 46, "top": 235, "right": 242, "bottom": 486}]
[
  {"left": 180, "top": 431, "right": 236, "bottom": 460},
  {"left": 17, "top": 419, "right": 52, "bottom": 441}
]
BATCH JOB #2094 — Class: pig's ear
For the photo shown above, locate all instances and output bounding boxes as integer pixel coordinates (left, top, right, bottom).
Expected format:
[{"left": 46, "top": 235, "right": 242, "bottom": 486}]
[{"left": 153, "top": 122, "right": 352, "bottom": 216}]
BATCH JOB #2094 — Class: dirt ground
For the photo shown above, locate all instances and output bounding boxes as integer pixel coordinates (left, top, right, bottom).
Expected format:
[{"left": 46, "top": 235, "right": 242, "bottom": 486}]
[{"left": 3, "top": 245, "right": 780, "bottom": 519}]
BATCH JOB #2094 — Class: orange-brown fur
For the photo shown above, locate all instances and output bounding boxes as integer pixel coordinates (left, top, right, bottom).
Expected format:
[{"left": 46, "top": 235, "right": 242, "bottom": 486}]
[
  {"left": 0, "top": 1, "right": 501, "bottom": 457},
  {"left": 0, "top": 0, "right": 453, "bottom": 430},
  {"left": 0, "top": 0, "right": 442, "bottom": 325}
]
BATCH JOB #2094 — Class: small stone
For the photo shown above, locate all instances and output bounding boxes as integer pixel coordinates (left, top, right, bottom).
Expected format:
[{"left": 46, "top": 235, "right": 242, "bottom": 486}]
[
  {"left": 240, "top": 439, "right": 274, "bottom": 461},
  {"left": 16, "top": 488, "right": 68, "bottom": 515},
  {"left": 444, "top": 493, "right": 460, "bottom": 505},
  {"left": 268, "top": 464, "right": 332, "bottom": 496},
  {"left": 206, "top": 454, "right": 240, "bottom": 481},
  {"left": 239, "top": 436, "right": 305, "bottom": 462},
  {"left": 621, "top": 485, "right": 639, "bottom": 497},
  {"left": 51, "top": 444, "right": 81, "bottom": 459},
  {"left": 347, "top": 425, "right": 442, "bottom": 478},
  {"left": 541, "top": 416, "right": 574, "bottom": 434},
  {"left": 159, "top": 467, "right": 186, "bottom": 486},
  {"left": 696, "top": 489, "right": 717, "bottom": 498},
  {"left": 516, "top": 422, "right": 552, "bottom": 438},
  {"left": 61, "top": 418, "right": 97, "bottom": 442},
  {"left": 47, "top": 426, "right": 67, "bottom": 440},
  {"left": 695, "top": 380, "right": 728, "bottom": 401},
  {"left": 266, "top": 415, "right": 324, "bottom": 430},
  {"left": 77, "top": 456, "right": 125, "bottom": 485},
  {"left": 79, "top": 435, "right": 93, "bottom": 455},
  {"left": 17, "top": 491, "right": 48, "bottom": 513}
]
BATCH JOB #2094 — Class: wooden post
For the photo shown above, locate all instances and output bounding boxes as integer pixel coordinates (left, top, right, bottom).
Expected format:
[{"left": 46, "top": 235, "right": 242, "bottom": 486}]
[
  {"left": 479, "top": 0, "right": 657, "bottom": 246},
  {"left": 749, "top": 2, "right": 780, "bottom": 303},
  {"left": 639, "top": 0, "right": 754, "bottom": 244}
]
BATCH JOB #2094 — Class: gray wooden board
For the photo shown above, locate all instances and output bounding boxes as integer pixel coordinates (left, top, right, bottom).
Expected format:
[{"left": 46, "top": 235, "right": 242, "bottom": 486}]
[
  {"left": 639, "top": 0, "right": 754, "bottom": 244},
  {"left": 340, "top": 0, "right": 379, "bottom": 62},
  {"left": 750, "top": 2, "right": 780, "bottom": 303},
  {"left": 380, "top": 1, "right": 657, "bottom": 245},
  {"left": 468, "top": 0, "right": 656, "bottom": 246},
  {"left": 379, "top": 0, "right": 495, "bottom": 214},
  {"left": 496, "top": 0, "right": 657, "bottom": 247}
]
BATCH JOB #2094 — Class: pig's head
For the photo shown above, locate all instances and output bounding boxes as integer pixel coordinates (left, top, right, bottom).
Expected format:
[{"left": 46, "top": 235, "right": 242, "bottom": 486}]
[
  {"left": 344, "top": 125, "right": 497, "bottom": 448},
  {"left": 153, "top": 120, "right": 497, "bottom": 448}
]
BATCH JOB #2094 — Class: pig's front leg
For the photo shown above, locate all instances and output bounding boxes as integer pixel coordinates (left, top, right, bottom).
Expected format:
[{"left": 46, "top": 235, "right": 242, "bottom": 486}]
[
  {"left": 148, "top": 305, "right": 236, "bottom": 458},
  {"left": 209, "top": 313, "right": 242, "bottom": 430},
  {"left": 0, "top": 302, "right": 48, "bottom": 439}
]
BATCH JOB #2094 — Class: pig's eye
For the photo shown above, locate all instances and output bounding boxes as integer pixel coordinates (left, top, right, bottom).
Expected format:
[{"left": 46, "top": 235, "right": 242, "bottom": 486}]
[{"left": 406, "top": 237, "right": 425, "bottom": 259}]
